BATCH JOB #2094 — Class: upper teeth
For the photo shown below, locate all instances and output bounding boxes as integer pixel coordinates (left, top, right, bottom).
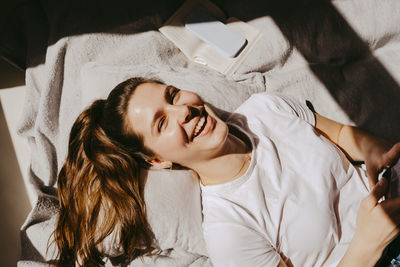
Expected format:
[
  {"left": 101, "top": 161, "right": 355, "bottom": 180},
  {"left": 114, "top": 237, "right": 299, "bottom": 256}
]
[{"left": 194, "top": 116, "right": 205, "bottom": 137}]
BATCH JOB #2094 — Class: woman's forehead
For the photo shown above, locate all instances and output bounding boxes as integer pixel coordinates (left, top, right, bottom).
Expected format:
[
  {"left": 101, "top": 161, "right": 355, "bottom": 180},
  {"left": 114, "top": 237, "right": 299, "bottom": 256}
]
[
  {"left": 126, "top": 83, "right": 165, "bottom": 132},
  {"left": 134, "top": 82, "right": 166, "bottom": 97},
  {"left": 129, "top": 82, "right": 168, "bottom": 111}
]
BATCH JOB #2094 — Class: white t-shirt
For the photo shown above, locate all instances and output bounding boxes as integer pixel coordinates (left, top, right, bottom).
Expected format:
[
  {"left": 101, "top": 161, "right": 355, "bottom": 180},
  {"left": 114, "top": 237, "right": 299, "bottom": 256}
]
[{"left": 201, "top": 93, "right": 370, "bottom": 267}]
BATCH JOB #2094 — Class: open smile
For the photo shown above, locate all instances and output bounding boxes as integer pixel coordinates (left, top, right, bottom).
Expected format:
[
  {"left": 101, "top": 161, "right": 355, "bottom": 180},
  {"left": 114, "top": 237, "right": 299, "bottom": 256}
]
[{"left": 191, "top": 109, "right": 213, "bottom": 141}]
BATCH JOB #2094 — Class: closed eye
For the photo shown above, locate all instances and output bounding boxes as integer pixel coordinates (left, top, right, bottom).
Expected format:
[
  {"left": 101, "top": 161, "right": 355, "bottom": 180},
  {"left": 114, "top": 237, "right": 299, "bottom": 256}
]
[
  {"left": 170, "top": 87, "right": 180, "bottom": 104},
  {"left": 157, "top": 86, "right": 180, "bottom": 133},
  {"left": 158, "top": 117, "right": 166, "bottom": 132}
]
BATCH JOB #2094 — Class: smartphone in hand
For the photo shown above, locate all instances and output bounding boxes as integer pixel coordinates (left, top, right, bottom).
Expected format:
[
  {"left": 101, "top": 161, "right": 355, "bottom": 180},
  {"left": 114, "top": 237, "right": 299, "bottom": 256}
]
[{"left": 382, "top": 159, "right": 400, "bottom": 198}]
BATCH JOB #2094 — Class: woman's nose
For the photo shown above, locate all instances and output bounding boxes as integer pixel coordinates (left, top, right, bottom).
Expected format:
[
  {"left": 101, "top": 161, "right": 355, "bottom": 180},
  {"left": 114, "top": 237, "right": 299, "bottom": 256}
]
[{"left": 168, "top": 105, "right": 199, "bottom": 124}]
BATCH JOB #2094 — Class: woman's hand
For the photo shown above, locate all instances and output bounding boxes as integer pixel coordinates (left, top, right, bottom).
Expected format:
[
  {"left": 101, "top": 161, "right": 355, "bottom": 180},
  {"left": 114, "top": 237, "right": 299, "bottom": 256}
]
[
  {"left": 339, "top": 178, "right": 400, "bottom": 267},
  {"left": 364, "top": 141, "right": 400, "bottom": 188},
  {"left": 354, "top": 178, "right": 400, "bottom": 253}
]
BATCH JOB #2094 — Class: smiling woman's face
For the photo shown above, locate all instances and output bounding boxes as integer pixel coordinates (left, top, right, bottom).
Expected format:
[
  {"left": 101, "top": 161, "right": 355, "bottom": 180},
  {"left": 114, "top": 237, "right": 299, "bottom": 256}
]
[{"left": 125, "top": 82, "right": 229, "bottom": 168}]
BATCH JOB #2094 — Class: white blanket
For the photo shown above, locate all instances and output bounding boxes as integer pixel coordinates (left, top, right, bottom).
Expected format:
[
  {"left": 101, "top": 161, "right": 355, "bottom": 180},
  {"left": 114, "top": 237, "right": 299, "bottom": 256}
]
[{"left": 16, "top": 0, "right": 400, "bottom": 266}]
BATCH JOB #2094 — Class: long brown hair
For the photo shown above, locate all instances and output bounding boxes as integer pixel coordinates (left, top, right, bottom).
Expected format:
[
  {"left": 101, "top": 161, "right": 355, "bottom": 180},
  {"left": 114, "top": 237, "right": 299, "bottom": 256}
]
[{"left": 54, "top": 78, "right": 160, "bottom": 266}]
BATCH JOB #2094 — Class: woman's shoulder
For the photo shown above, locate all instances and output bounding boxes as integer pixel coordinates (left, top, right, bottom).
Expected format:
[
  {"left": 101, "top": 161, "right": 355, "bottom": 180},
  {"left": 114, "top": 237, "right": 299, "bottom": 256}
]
[
  {"left": 232, "top": 92, "right": 315, "bottom": 127},
  {"left": 239, "top": 92, "right": 301, "bottom": 113}
]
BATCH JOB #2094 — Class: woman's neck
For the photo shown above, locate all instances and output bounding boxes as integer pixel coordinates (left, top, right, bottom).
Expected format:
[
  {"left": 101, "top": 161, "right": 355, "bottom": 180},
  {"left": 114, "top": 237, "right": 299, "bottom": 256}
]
[{"left": 195, "top": 126, "right": 252, "bottom": 186}]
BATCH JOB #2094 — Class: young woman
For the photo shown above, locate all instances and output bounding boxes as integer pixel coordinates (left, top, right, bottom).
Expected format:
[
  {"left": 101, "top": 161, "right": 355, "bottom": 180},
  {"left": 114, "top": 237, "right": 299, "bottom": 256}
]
[{"left": 54, "top": 77, "right": 400, "bottom": 266}]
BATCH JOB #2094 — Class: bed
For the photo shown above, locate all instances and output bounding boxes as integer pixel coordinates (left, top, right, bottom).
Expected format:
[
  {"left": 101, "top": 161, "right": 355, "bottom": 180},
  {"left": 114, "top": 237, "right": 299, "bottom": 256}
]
[{"left": 2, "top": 0, "right": 400, "bottom": 266}]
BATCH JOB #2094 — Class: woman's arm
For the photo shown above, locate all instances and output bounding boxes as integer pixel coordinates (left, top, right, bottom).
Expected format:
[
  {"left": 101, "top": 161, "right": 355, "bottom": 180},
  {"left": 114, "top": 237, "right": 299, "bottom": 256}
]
[
  {"left": 314, "top": 113, "right": 400, "bottom": 187},
  {"left": 337, "top": 178, "right": 400, "bottom": 267},
  {"left": 315, "top": 114, "right": 400, "bottom": 266}
]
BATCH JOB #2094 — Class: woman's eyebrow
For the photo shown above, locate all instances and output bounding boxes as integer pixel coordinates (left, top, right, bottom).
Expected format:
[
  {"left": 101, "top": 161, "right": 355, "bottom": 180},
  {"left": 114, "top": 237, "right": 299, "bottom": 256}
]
[{"left": 164, "top": 85, "right": 173, "bottom": 101}]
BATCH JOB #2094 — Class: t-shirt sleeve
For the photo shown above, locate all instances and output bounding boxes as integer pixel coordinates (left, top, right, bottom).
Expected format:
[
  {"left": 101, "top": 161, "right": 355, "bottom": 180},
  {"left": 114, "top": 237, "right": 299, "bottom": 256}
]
[
  {"left": 203, "top": 222, "right": 281, "bottom": 267},
  {"left": 276, "top": 94, "right": 316, "bottom": 126},
  {"left": 235, "top": 92, "right": 316, "bottom": 126}
]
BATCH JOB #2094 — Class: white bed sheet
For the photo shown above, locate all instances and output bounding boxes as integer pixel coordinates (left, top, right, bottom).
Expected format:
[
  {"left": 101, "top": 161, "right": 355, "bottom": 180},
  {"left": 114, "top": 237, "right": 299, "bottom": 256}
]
[{"left": 14, "top": 0, "right": 400, "bottom": 266}]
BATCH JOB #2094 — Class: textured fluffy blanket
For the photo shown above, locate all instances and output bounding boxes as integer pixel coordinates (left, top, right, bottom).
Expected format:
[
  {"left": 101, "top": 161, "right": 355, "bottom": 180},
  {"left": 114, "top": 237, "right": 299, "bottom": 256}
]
[{"left": 9, "top": 0, "right": 400, "bottom": 266}]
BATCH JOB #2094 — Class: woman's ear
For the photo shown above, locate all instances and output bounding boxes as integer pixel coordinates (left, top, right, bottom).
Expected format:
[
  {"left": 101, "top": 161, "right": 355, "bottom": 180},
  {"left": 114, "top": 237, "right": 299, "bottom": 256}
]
[{"left": 146, "top": 158, "right": 173, "bottom": 169}]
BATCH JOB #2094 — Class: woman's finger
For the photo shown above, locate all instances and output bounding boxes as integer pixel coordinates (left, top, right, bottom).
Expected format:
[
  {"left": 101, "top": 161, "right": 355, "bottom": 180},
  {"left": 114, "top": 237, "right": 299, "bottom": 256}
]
[
  {"left": 364, "top": 177, "right": 389, "bottom": 208},
  {"left": 383, "top": 142, "right": 400, "bottom": 167},
  {"left": 366, "top": 165, "right": 380, "bottom": 189}
]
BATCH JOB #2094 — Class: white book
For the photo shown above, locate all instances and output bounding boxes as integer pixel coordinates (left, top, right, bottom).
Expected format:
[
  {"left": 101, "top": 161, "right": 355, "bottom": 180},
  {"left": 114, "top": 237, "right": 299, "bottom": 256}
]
[{"left": 159, "top": 0, "right": 261, "bottom": 75}]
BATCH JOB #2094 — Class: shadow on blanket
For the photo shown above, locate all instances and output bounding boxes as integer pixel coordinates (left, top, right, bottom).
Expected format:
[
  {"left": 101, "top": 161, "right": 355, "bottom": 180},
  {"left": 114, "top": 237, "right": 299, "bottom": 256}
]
[
  {"left": 0, "top": 0, "right": 185, "bottom": 69},
  {"left": 2, "top": 0, "right": 400, "bottom": 142},
  {"left": 217, "top": 0, "right": 400, "bottom": 142}
]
